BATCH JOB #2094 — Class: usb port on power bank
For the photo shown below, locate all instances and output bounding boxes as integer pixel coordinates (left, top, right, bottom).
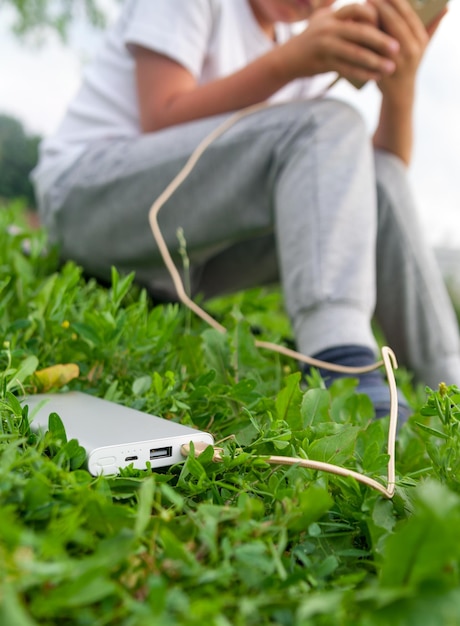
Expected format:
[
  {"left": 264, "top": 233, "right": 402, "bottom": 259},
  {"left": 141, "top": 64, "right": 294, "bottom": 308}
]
[
  {"left": 150, "top": 446, "right": 172, "bottom": 460},
  {"left": 125, "top": 455, "right": 139, "bottom": 462}
]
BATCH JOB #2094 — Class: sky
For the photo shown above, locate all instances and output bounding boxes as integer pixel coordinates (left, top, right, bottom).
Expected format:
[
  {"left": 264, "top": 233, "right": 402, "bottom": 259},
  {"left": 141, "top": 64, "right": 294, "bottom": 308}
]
[{"left": 1, "top": 1, "right": 459, "bottom": 246}]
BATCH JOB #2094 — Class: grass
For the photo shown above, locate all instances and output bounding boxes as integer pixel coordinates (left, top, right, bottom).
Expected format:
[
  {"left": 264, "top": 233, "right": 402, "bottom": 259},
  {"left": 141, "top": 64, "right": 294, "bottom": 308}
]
[{"left": 2, "top": 201, "right": 460, "bottom": 625}]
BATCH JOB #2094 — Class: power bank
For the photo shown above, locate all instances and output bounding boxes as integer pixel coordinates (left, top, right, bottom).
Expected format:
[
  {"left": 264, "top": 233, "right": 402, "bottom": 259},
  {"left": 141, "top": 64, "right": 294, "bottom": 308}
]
[{"left": 24, "top": 391, "right": 214, "bottom": 476}]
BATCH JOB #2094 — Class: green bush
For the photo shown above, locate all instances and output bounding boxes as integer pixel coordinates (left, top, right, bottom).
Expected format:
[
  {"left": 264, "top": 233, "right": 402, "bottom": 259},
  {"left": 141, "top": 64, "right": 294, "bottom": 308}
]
[{"left": 0, "top": 115, "right": 40, "bottom": 207}]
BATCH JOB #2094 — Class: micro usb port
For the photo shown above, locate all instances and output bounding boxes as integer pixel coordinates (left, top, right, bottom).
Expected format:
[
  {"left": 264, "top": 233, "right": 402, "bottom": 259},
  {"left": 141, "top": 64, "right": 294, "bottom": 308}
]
[
  {"left": 150, "top": 446, "right": 172, "bottom": 460},
  {"left": 125, "top": 455, "right": 139, "bottom": 462}
]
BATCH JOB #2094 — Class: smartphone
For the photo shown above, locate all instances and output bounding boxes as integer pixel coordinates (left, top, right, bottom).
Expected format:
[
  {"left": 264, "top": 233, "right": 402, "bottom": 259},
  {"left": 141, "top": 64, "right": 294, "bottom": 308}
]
[{"left": 409, "top": 0, "right": 448, "bottom": 26}]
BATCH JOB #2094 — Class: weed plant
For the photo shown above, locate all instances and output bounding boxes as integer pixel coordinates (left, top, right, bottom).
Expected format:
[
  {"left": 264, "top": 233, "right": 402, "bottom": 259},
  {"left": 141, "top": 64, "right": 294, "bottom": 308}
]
[{"left": 1, "top": 203, "right": 460, "bottom": 625}]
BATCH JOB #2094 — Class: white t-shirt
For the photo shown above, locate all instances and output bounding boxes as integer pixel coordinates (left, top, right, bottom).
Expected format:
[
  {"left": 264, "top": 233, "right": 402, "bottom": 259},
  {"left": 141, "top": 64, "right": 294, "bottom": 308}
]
[{"left": 33, "top": 0, "right": 328, "bottom": 194}]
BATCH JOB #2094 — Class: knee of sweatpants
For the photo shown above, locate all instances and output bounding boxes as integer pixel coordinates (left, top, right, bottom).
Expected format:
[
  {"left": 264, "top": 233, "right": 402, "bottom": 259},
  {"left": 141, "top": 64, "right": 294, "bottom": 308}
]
[
  {"left": 297, "top": 97, "right": 365, "bottom": 130},
  {"left": 270, "top": 98, "right": 369, "bottom": 163},
  {"left": 313, "top": 99, "right": 370, "bottom": 154},
  {"left": 374, "top": 147, "right": 407, "bottom": 181},
  {"left": 307, "top": 97, "right": 367, "bottom": 129},
  {"left": 374, "top": 149, "right": 413, "bottom": 210}
]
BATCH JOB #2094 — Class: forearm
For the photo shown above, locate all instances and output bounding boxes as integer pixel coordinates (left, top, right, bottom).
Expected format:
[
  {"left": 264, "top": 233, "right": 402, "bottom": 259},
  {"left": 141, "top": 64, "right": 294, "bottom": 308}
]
[
  {"left": 370, "top": 0, "right": 447, "bottom": 166},
  {"left": 144, "top": 51, "right": 289, "bottom": 131},
  {"left": 373, "top": 87, "right": 415, "bottom": 165}
]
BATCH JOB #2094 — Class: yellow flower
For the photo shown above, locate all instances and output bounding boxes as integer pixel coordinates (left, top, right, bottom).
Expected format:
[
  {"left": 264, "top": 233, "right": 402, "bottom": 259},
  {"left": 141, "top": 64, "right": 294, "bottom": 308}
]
[{"left": 439, "top": 382, "right": 448, "bottom": 398}]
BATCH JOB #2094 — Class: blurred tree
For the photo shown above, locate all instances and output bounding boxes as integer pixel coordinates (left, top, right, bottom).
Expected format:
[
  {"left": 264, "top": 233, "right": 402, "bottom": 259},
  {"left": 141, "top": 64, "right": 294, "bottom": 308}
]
[
  {"left": 2, "top": 0, "right": 120, "bottom": 41},
  {"left": 0, "top": 114, "right": 40, "bottom": 207}
]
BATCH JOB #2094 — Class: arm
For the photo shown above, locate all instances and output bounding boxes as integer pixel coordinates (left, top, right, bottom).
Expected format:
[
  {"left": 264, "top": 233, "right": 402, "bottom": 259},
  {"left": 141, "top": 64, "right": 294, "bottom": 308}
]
[
  {"left": 134, "top": 4, "right": 400, "bottom": 132},
  {"left": 372, "top": 0, "right": 447, "bottom": 165}
]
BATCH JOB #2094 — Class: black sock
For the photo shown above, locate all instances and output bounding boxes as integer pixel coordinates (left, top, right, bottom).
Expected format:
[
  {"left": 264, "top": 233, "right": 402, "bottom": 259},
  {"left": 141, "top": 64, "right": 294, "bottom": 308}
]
[
  {"left": 305, "top": 345, "right": 410, "bottom": 421},
  {"left": 306, "top": 345, "right": 382, "bottom": 389}
]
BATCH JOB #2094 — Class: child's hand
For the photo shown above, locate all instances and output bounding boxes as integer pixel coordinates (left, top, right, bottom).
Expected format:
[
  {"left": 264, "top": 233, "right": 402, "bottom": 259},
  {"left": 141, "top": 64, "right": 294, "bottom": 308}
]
[
  {"left": 371, "top": 0, "right": 447, "bottom": 100},
  {"left": 276, "top": 3, "right": 400, "bottom": 85}
]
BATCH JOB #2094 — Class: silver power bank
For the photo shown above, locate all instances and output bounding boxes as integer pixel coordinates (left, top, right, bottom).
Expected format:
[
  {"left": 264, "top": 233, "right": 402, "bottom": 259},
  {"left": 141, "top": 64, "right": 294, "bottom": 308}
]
[{"left": 24, "top": 391, "right": 214, "bottom": 476}]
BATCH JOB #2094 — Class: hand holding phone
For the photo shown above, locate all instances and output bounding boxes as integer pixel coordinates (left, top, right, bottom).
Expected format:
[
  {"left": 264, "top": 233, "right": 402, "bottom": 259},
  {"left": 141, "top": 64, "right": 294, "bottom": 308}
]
[{"left": 340, "top": 0, "right": 449, "bottom": 89}]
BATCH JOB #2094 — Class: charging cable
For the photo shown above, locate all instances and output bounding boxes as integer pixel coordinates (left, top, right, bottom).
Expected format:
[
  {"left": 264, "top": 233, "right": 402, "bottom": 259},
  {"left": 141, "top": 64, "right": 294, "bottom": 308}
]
[{"left": 148, "top": 103, "right": 399, "bottom": 498}]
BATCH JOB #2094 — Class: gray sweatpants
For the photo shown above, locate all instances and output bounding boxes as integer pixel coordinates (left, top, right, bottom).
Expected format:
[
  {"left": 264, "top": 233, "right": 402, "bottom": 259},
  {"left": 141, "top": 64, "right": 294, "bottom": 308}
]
[{"left": 39, "top": 99, "right": 460, "bottom": 387}]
